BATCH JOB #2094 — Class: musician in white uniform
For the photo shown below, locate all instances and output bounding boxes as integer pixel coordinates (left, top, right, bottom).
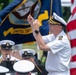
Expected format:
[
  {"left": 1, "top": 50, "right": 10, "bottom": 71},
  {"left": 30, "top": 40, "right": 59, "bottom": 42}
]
[
  {"left": 0, "top": 40, "right": 19, "bottom": 75},
  {"left": 13, "top": 60, "right": 35, "bottom": 75},
  {"left": 19, "top": 49, "right": 40, "bottom": 75},
  {"left": 0, "top": 40, "right": 19, "bottom": 61},
  {"left": 27, "top": 13, "right": 71, "bottom": 75}
]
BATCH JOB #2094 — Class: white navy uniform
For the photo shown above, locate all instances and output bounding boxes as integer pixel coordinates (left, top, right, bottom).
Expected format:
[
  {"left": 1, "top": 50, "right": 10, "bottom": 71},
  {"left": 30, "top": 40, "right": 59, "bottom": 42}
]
[
  {"left": 42, "top": 30, "right": 71, "bottom": 75},
  {"left": 9, "top": 56, "right": 19, "bottom": 61},
  {"left": 0, "top": 55, "right": 19, "bottom": 61}
]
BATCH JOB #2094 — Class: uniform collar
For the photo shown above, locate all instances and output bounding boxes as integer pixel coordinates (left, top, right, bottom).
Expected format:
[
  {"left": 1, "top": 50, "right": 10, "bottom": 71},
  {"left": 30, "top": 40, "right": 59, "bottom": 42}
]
[{"left": 55, "top": 30, "right": 65, "bottom": 39}]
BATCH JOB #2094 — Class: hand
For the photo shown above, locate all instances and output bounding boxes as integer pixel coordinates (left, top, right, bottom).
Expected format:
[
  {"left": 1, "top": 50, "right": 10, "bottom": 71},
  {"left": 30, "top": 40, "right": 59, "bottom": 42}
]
[
  {"left": 27, "top": 15, "right": 34, "bottom": 26},
  {"left": 27, "top": 15, "right": 40, "bottom": 31}
]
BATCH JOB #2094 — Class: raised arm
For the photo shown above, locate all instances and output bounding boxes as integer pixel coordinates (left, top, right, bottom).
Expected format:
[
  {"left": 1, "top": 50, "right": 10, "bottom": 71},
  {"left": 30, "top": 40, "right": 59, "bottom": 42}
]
[{"left": 27, "top": 15, "right": 50, "bottom": 51}]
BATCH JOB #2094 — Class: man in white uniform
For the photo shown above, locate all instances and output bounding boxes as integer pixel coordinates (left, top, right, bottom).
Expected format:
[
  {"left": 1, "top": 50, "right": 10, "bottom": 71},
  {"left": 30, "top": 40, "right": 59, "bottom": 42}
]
[{"left": 27, "top": 13, "right": 71, "bottom": 75}]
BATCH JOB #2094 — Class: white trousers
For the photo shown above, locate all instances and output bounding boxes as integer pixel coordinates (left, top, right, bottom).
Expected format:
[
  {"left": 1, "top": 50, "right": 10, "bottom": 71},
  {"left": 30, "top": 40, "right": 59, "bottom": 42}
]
[{"left": 47, "top": 70, "right": 70, "bottom": 75}]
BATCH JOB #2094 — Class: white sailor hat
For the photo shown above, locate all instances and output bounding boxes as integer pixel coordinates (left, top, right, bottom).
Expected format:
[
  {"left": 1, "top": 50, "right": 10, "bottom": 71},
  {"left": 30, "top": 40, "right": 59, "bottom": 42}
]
[
  {"left": 48, "top": 13, "right": 67, "bottom": 26},
  {"left": 19, "top": 49, "right": 36, "bottom": 58},
  {"left": 13, "top": 60, "right": 35, "bottom": 74},
  {"left": 0, "top": 40, "right": 15, "bottom": 50},
  {"left": 0, "top": 66, "right": 9, "bottom": 73}
]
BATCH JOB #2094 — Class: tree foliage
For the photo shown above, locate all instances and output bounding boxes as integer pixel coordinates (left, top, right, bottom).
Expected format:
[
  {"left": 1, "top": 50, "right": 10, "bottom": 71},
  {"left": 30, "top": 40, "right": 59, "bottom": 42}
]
[
  {"left": 62, "top": 7, "right": 71, "bottom": 22},
  {"left": 0, "top": 0, "right": 13, "bottom": 10}
]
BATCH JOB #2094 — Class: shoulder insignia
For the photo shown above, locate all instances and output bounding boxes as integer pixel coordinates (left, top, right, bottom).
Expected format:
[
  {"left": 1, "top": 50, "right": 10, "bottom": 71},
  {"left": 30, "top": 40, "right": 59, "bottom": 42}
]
[
  {"left": 58, "top": 36, "right": 63, "bottom": 40},
  {"left": 24, "top": 51, "right": 28, "bottom": 55},
  {"left": 6, "top": 42, "right": 10, "bottom": 46}
]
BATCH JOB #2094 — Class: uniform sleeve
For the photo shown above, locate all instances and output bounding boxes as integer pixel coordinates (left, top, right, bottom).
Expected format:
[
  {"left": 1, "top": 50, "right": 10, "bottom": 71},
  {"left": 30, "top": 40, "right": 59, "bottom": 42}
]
[
  {"left": 42, "top": 34, "right": 54, "bottom": 44},
  {"left": 47, "top": 40, "right": 64, "bottom": 54}
]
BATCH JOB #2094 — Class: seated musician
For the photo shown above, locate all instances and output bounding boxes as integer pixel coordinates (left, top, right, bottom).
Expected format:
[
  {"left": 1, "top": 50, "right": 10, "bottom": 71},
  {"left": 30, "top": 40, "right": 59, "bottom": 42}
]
[{"left": 19, "top": 49, "right": 41, "bottom": 75}]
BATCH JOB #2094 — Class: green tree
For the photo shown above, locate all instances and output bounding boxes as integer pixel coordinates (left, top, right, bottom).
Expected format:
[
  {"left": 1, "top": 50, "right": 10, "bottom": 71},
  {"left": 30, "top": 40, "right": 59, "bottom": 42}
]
[
  {"left": 62, "top": 7, "right": 71, "bottom": 22},
  {"left": 0, "top": 0, "right": 13, "bottom": 10}
]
